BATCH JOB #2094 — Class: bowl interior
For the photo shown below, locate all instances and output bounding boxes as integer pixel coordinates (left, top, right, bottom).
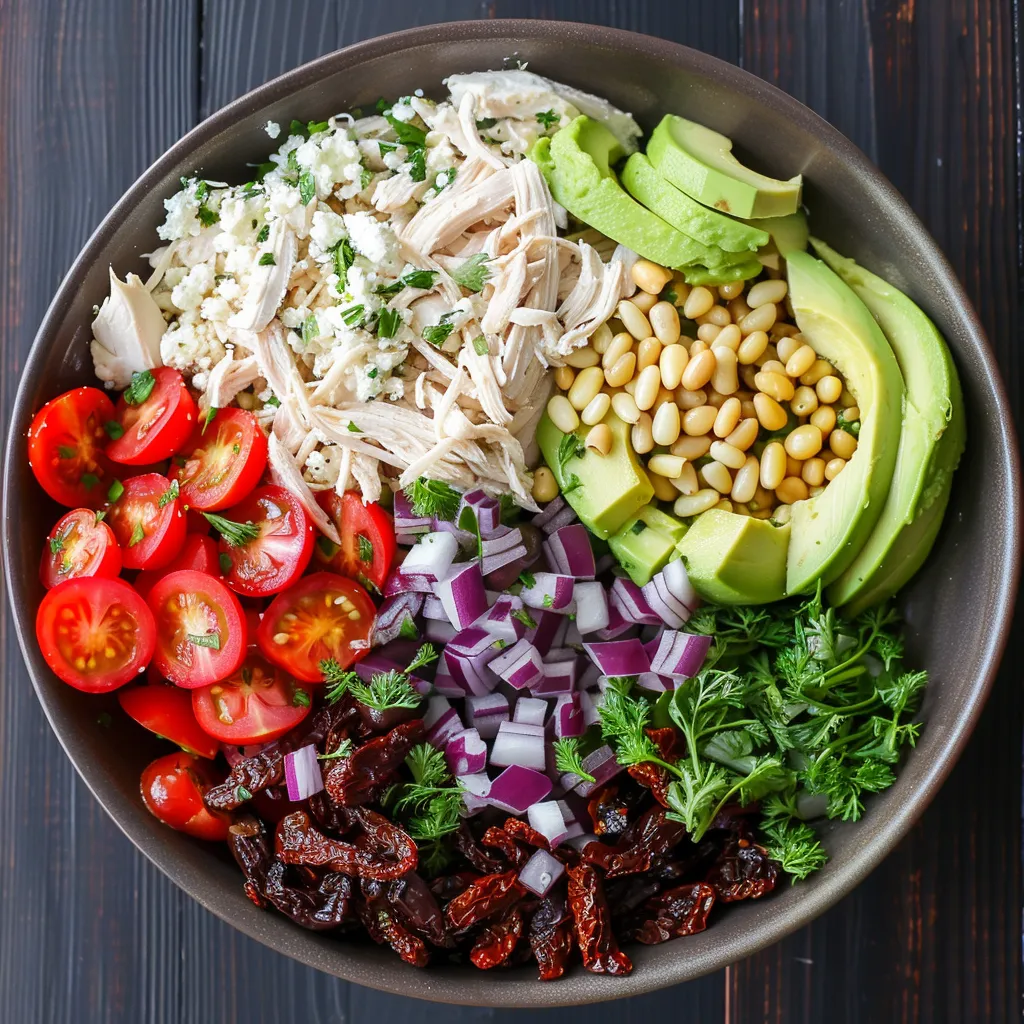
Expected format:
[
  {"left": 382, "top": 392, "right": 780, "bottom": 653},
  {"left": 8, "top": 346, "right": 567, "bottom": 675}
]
[{"left": 3, "top": 20, "right": 1019, "bottom": 1007}]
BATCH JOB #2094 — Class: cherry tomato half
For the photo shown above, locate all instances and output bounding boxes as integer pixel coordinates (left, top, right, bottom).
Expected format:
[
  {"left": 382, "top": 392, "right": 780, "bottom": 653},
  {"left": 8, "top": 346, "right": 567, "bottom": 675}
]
[
  {"left": 40, "top": 507, "right": 121, "bottom": 589},
  {"left": 214, "top": 485, "right": 314, "bottom": 598},
  {"left": 191, "top": 653, "right": 313, "bottom": 744},
  {"left": 256, "top": 571, "right": 375, "bottom": 683},
  {"left": 147, "top": 569, "right": 247, "bottom": 688},
  {"left": 314, "top": 491, "right": 396, "bottom": 591},
  {"left": 134, "top": 533, "right": 220, "bottom": 600},
  {"left": 117, "top": 684, "right": 220, "bottom": 759},
  {"left": 140, "top": 752, "right": 230, "bottom": 840},
  {"left": 27, "top": 387, "right": 116, "bottom": 508},
  {"left": 36, "top": 577, "right": 155, "bottom": 692},
  {"left": 172, "top": 408, "right": 268, "bottom": 512},
  {"left": 106, "top": 367, "right": 197, "bottom": 466},
  {"left": 104, "top": 472, "right": 186, "bottom": 571}
]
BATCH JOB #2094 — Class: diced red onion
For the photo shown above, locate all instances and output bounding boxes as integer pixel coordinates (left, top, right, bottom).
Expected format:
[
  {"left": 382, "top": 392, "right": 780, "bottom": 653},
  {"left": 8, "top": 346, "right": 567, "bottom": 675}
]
[
  {"left": 567, "top": 744, "right": 624, "bottom": 796},
  {"left": 557, "top": 795, "right": 587, "bottom": 829},
  {"left": 481, "top": 544, "right": 528, "bottom": 577},
  {"left": 222, "top": 740, "right": 276, "bottom": 768},
  {"left": 564, "top": 833, "right": 598, "bottom": 851},
  {"left": 423, "top": 697, "right": 464, "bottom": 748},
  {"left": 526, "top": 609, "right": 562, "bottom": 655},
  {"left": 663, "top": 557, "right": 701, "bottom": 612},
  {"left": 609, "top": 577, "right": 663, "bottom": 626},
  {"left": 563, "top": 619, "right": 584, "bottom": 646},
  {"left": 486, "top": 765, "right": 553, "bottom": 814},
  {"left": 595, "top": 553, "right": 617, "bottom": 575},
  {"left": 553, "top": 693, "right": 585, "bottom": 738},
  {"left": 635, "top": 672, "right": 674, "bottom": 692},
  {"left": 433, "top": 654, "right": 470, "bottom": 697},
  {"left": 501, "top": 721, "right": 545, "bottom": 737},
  {"left": 283, "top": 744, "right": 324, "bottom": 801},
  {"left": 649, "top": 630, "right": 713, "bottom": 680},
  {"left": 531, "top": 495, "right": 568, "bottom": 530},
  {"left": 578, "top": 662, "right": 602, "bottom": 691},
  {"left": 540, "top": 503, "right": 578, "bottom": 535},
  {"left": 531, "top": 649, "right": 578, "bottom": 696},
  {"left": 425, "top": 618, "right": 458, "bottom": 642},
  {"left": 573, "top": 581, "right": 610, "bottom": 635},
  {"left": 445, "top": 728, "right": 488, "bottom": 775},
  {"left": 490, "top": 721, "right": 546, "bottom": 770},
  {"left": 543, "top": 524, "right": 596, "bottom": 579},
  {"left": 594, "top": 604, "right": 638, "bottom": 640},
  {"left": 641, "top": 573, "right": 691, "bottom": 629},
  {"left": 435, "top": 561, "right": 488, "bottom": 630},
  {"left": 371, "top": 592, "right": 424, "bottom": 647},
  {"left": 459, "top": 489, "right": 501, "bottom": 536},
  {"left": 480, "top": 527, "right": 524, "bottom": 557},
  {"left": 446, "top": 648, "right": 499, "bottom": 696},
  {"left": 513, "top": 696, "right": 548, "bottom": 726},
  {"left": 354, "top": 652, "right": 402, "bottom": 684},
  {"left": 449, "top": 626, "right": 504, "bottom": 660},
  {"left": 474, "top": 594, "right": 527, "bottom": 644},
  {"left": 393, "top": 492, "right": 433, "bottom": 541},
  {"left": 490, "top": 638, "right": 544, "bottom": 690},
  {"left": 465, "top": 692, "right": 509, "bottom": 739},
  {"left": 527, "top": 801, "right": 569, "bottom": 847},
  {"left": 458, "top": 772, "right": 492, "bottom": 816},
  {"left": 518, "top": 849, "right": 565, "bottom": 896},
  {"left": 422, "top": 594, "right": 447, "bottom": 620},
  {"left": 520, "top": 572, "right": 576, "bottom": 613},
  {"left": 431, "top": 518, "right": 477, "bottom": 549},
  {"left": 583, "top": 638, "right": 652, "bottom": 677},
  {"left": 401, "top": 531, "right": 459, "bottom": 581},
  {"left": 384, "top": 571, "right": 437, "bottom": 597}
]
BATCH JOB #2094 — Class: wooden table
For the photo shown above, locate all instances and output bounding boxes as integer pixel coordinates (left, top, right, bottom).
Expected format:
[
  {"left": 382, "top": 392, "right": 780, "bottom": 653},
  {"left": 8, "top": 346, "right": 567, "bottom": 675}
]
[{"left": 0, "top": 2, "right": 1018, "bottom": 1021}]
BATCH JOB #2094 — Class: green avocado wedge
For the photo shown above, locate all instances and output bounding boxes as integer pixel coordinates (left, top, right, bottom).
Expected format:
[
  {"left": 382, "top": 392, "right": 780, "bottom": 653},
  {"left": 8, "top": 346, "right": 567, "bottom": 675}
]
[
  {"left": 784, "top": 252, "right": 905, "bottom": 594},
  {"left": 647, "top": 115, "right": 802, "bottom": 219},
  {"left": 682, "top": 259, "right": 763, "bottom": 286},
  {"left": 812, "top": 239, "right": 966, "bottom": 616},
  {"left": 620, "top": 153, "right": 770, "bottom": 254}
]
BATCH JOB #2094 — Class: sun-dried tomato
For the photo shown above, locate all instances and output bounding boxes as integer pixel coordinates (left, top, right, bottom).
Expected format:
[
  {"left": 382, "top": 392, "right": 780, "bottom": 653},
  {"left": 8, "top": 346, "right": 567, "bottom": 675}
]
[
  {"left": 444, "top": 870, "right": 525, "bottom": 933},
  {"left": 206, "top": 744, "right": 284, "bottom": 812},
  {"left": 706, "top": 837, "right": 778, "bottom": 902},
  {"left": 470, "top": 906, "right": 523, "bottom": 969},
  {"left": 566, "top": 863, "right": 632, "bottom": 975},
  {"left": 306, "top": 791, "right": 358, "bottom": 835},
  {"left": 529, "top": 897, "right": 574, "bottom": 981},
  {"left": 628, "top": 882, "right": 716, "bottom": 944},
  {"left": 587, "top": 785, "right": 632, "bottom": 837},
  {"left": 263, "top": 861, "right": 354, "bottom": 930},
  {"left": 359, "top": 898, "right": 429, "bottom": 967},
  {"left": 626, "top": 729, "right": 682, "bottom": 807},
  {"left": 356, "top": 702, "right": 421, "bottom": 735},
  {"left": 430, "top": 871, "right": 479, "bottom": 903},
  {"left": 605, "top": 875, "right": 662, "bottom": 924},
  {"left": 382, "top": 871, "right": 449, "bottom": 947},
  {"left": 455, "top": 822, "right": 506, "bottom": 874},
  {"left": 482, "top": 826, "right": 526, "bottom": 866},
  {"left": 503, "top": 817, "right": 550, "bottom": 851},
  {"left": 228, "top": 816, "right": 273, "bottom": 908},
  {"left": 323, "top": 719, "right": 424, "bottom": 806},
  {"left": 583, "top": 805, "right": 687, "bottom": 878}
]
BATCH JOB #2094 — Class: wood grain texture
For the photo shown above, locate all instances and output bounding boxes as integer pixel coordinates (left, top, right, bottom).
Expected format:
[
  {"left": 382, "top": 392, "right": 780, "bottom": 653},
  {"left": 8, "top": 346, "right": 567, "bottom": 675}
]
[{"left": 0, "top": 1, "right": 1019, "bottom": 1022}]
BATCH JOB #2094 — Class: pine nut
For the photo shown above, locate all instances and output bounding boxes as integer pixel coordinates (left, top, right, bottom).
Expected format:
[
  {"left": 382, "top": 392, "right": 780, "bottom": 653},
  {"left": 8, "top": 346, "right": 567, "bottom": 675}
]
[
  {"left": 711, "top": 324, "right": 742, "bottom": 352},
  {"left": 532, "top": 465, "right": 559, "bottom": 502},
  {"left": 683, "top": 404, "right": 718, "bottom": 436},
  {"left": 648, "top": 454, "right": 685, "bottom": 478},
  {"left": 728, "top": 296, "right": 752, "bottom": 323},
  {"left": 710, "top": 347, "right": 739, "bottom": 395},
  {"left": 755, "top": 344, "right": 778, "bottom": 367},
  {"left": 719, "top": 279, "right": 746, "bottom": 300},
  {"left": 680, "top": 349, "right": 717, "bottom": 391},
  {"left": 696, "top": 323, "right": 722, "bottom": 343},
  {"left": 633, "top": 365, "right": 662, "bottom": 411},
  {"left": 799, "top": 359, "right": 834, "bottom": 386},
  {"left": 714, "top": 499, "right": 735, "bottom": 513},
  {"left": 611, "top": 392, "right": 641, "bottom": 424},
  {"left": 700, "top": 460, "right": 734, "bottom": 494},
  {"left": 710, "top": 440, "right": 746, "bottom": 470},
  {"left": 547, "top": 394, "right": 580, "bottom": 433},
  {"left": 674, "top": 489, "right": 720, "bottom": 517},
  {"left": 591, "top": 322, "right": 613, "bottom": 355},
  {"left": 581, "top": 392, "right": 611, "bottom": 426},
  {"left": 810, "top": 405, "right": 837, "bottom": 434},
  {"left": 565, "top": 346, "right": 600, "bottom": 368},
  {"left": 829, "top": 428, "right": 858, "bottom": 460},
  {"left": 672, "top": 461, "right": 700, "bottom": 495},
  {"left": 631, "top": 413, "right": 654, "bottom": 454},
  {"left": 843, "top": 405, "right": 861, "bottom": 422},
  {"left": 773, "top": 504, "right": 793, "bottom": 524},
  {"left": 659, "top": 344, "right": 689, "bottom": 390},
  {"left": 605, "top": 352, "right": 637, "bottom": 388},
  {"left": 602, "top": 332, "right": 634, "bottom": 369},
  {"left": 676, "top": 387, "right": 708, "bottom": 410},
  {"left": 760, "top": 441, "right": 787, "bottom": 490},
  {"left": 652, "top": 401, "right": 682, "bottom": 446},
  {"left": 637, "top": 337, "right": 663, "bottom": 372},
  {"left": 725, "top": 417, "right": 760, "bottom": 451},
  {"left": 749, "top": 506, "right": 774, "bottom": 520},
  {"left": 801, "top": 457, "right": 826, "bottom": 486},
  {"left": 754, "top": 392, "right": 789, "bottom": 431},
  {"left": 632, "top": 289, "right": 658, "bottom": 314},
  {"left": 825, "top": 457, "right": 846, "bottom": 481},
  {"left": 585, "top": 423, "right": 613, "bottom": 455},
  {"left": 650, "top": 472, "right": 679, "bottom": 501},
  {"left": 750, "top": 485, "right": 775, "bottom": 511},
  {"left": 816, "top": 375, "right": 843, "bottom": 404},
  {"left": 631, "top": 259, "right": 673, "bottom": 295},
  {"left": 690, "top": 340, "right": 708, "bottom": 355},
  {"left": 740, "top": 399, "right": 757, "bottom": 419},
  {"left": 623, "top": 378, "right": 637, "bottom": 396},
  {"left": 755, "top": 370, "right": 795, "bottom": 403},
  {"left": 670, "top": 279, "right": 690, "bottom": 306},
  {"left": 739, "top": 303, "right": 777, "bottom": 334},
  {"left": 683, "top": 286, "right": 715, "bottom": 320},
  {"left": 786, "top": 455, "right": 803, "bottom": 477},
  {"left": 775, "top": 336, "right": 802, "bottom": 364},
  {"left": 554, "top": 366, "right": 575, "bottom": 390},
  {"left": 747, "top": 279, "right": 788, "bottom": 307},
  {"left": 785, "top": 344, "right": 817, "bottom": 378},
  {"left": 791, "top": 386, "right": 819, "bottom": 417},
  {"left": 617, "top": 299, "right": 653, "bottom": 340},
  {"left": 731, "top": 455, "right": 760, "bottom": 503},
  {"left": 737, "top": 330, "right": 769, "bottom": 365},
  {"left": 761, "top": 359, "right": 787, "bottom": 376},
  {"left": 771, "top": 322, "right": 799, "bottom": 341},
  {"left": 650, "top": 301, "right": 681, "bottom": 345},
  {"left": 567, "top": 366, "right": 605, "bottom": 411},
  {"left": 714, "top": 397, "right": 742, "bottom": 438},
  {"left": 705, "top": 390, "right": 726, "bottom": 409},
  {"left": 671, "top": 434, "right": 712, "bottom": 460},
  {"left": 703, "top": 305, "right": 732, "bottom": 327},
  {"left": 776, "top": 477, "right": 810, "bottom": 504}
]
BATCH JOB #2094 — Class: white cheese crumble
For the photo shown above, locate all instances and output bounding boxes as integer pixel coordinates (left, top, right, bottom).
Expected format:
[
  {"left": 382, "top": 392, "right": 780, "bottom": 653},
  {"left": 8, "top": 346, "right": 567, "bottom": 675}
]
[{"left": 265, "top": 121, "right": 281, "bottom": 139}]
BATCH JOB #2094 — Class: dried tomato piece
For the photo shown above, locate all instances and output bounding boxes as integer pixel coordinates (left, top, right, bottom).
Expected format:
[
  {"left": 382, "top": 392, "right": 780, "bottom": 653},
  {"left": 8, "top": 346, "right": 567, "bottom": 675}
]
[
  {"left": 470, "top": 906, "right": 523, "bottom": 969},
  {"left": 263, "top": 861, "right": 354, "bottom": 930},
  {"left": 383, "top": 871, "right": 449, "bottom": 947},
  {"left": 430, "top": 871, "right": 479, "bottom": 902},
  {"left": 455, "top": 822, "right": 506, "bottom": 874},
  {"left": 529, "top": 897, "right": 574, "bottom": 981},
  {"left": 605, "top": 875, "right": 662, "bottom": 924},
  {"left": 629, "top": 882, "right": 716, "bottom": 944},
  {"left": 584, "top": 806, "right": 688, "bottom": 878},
  {"left": 706, "top": 837, "right": 778, "bottom": 901},
  {"left": 587, "top": 785, "right": 632, "bottom": 837},
  {"left": 323, "top": 719, "right": 424, "bottom": 806},
  {"left": 627, "top": 729, "right": 682, "bottom": 807},
  {"left": 206, "top": 745, "right": 284, "bottom": 812},
  {"left": 566, "top": 863, "right": 632, "bottom": 975},
  {"left": 359, "top": 898, "right": 429, "bottom": 967},
  {"left": 482, "top": 826, "right": 527, "bottom": 866},
  {"left": 503, "top": 817, "right": 550, "bottom": 851},
  {"left": 444, "top": 870, "right": 525, "bottom": 933},
  {"left": 228, "top": 816, "right": 273, "bottom": 907}
]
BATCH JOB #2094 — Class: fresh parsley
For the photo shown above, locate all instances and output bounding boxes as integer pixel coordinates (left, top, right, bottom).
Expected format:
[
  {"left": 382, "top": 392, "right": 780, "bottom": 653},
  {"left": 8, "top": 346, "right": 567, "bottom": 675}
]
[
  {"left": 357, "top": 534, "right": 374, "bottom": 563},
  {"left": 341, "top": 304, "right": 365, "bottom": 327},
  {"left": 157, "top": 479, "right": 179, "bottom": 508},
  {"left": 103, "top": 420, "right": 124, "bottom": 440},
  {"left": 203, "top": 512, "right": 260, "bottom": 547},
  {"left": 123, "top": 370, "right": 155, "bottom": 405},
  {"left": 385, "top": 111, "right": 427, "bottom": 147},
  {"left": 375, "top": 269, "right": 437, "bottom": 295},
  {"left": 512, "top": 607, "right": 537, "bottom": 630},
  {"left": 536, "top": 109, "right": 561, "bottom": 129},
  {"left": 553, "top": 737, "right": 596, "bottom": 783},
  {"left": 331, "top": 237, "right": 356, "bottom": 288},
  {"left": 407, "top": 146, "right": 426, "bottom": 182},
  {"left": 450, "top": 253, "right": 491, "bottom": 292},
  {"left": 422, "top": 315, "right": 455, "bottom": 347},
  {"left": 258, "top": 253, "right": 276, "bottom": 267},
  {"left": 256, "top": 223, "right": 270, "bottom": 243},
  {"left": 377, "top": 306, "right": 402, "bottom": 339},
  {"left": 128, "top": 522, "right": 145, "bottom": 547},
  {"left": 107, "top": 479, "right": 124, "bottom": 503},
  {"left": 188, "top": 632, "right": 221, "bottom": 650},
  {"left": 301, "top": 314, "right": 319, "bottom": 346},
  {"left": 405, "top": 477, "right": 461, "bottom": 520}
]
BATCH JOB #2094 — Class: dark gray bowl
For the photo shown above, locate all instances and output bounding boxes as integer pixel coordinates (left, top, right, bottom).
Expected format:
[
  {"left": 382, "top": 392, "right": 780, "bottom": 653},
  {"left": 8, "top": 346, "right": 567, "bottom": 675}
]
[{"left": 3, "top": 19, "right": 1019, "bottom": 1008}]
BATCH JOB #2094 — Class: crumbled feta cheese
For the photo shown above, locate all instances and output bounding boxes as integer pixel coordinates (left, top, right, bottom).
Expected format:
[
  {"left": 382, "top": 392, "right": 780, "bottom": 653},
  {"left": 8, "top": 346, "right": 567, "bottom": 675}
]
[
  {"left": 200, "top": 294, "right": 232, "bottom": 323},
  {"left": 304, "top": 445, "right": 346, "bottom": 486},
  {"left": 309, "top": 209, "right": 347, "bottom": 256},
  {"left": 295, "top": 131, "right": 363, "bottom": 199},
  {"left": 217, "top": 193, "right": 266, "bottom": 245},
  {"left": 160, "top": 314, "right": 226, "bottom": 378},
  {"left": 388, "top": 102, "right": 416, "bottom": 123},
  {"left": 343, "top": 212, "right": 400, "bottom": 270},
  {"left": 265, "top": 180, "right": 308, "bottom": 235},
  {"left": 265, "top": 121, "right": 281, "bottom": 139},
  {"left": 171, "top": 263, "right": 216, "bottom": 311},
  {"left": 157, "top": 188, "right": 202, "bottom": 242},
  {"left": 224, "top": 245, "right": 256, "bottom": 277}
]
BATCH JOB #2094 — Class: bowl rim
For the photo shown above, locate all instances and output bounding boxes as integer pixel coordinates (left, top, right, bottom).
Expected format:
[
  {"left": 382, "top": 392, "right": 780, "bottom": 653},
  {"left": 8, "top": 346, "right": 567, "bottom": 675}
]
[{"left": 4, "top": 17, "right": 1021, "bottom": 1007}]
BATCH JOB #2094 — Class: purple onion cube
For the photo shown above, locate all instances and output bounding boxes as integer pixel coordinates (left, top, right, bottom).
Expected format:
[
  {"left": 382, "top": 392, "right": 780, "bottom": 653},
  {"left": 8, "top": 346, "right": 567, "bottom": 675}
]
[
  {"left": 518, "top": 848, "right": 565, "bottom": 896},
  {"left": 527, "top": 801, "right": 569, "bottom": 847},
  {"left": 490, "top": 638, "right": 544, "bottom": 690},
  {"left": 583, "top": 638, "right": 652, "bottom": 677},
  {"left": 512, "top": 697, "right": 548, "bottom": 726},
  {"left": 445, "top": 728, "right": 488, "bottom": 776},
  {"left": 435, "top": 561, "right": 488, "bottom": 630},
  {"left": 486, "top": 765, "right": 553, "bottom": 814},
  {"left": 573, "top": 581, "right": 609, "bottom": 635},
  {"left": 490, "top": 721, "right": 546, "bottom": 770},
  {"left": 553, "top": 693, "right": 585, "bottom": 738}
]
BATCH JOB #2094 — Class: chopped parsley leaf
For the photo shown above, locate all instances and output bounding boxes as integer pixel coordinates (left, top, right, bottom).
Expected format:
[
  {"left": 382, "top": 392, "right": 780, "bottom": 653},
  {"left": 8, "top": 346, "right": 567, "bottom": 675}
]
[
  {"left": 188, "top": 632, "right": 221, "bottom": 650},
  {"left": 298, "top": 170, "right": 316, "bottom": 205},
  {"left": 123, "top": 370, "right": 155, "bottom": 405},
  {"left": 471, "top": 335, "right": 489, "bottom": 357},
  {"left": 407, "top": 146, "right": 426, "bottom": 182},
  {"left": 301, "top": 314, "right": 319, "bottom": 346},
  {"left": 128, "top": 522, "right": 145, "bottom": 547},
  {"left": 377, "top": 306, "right": 402, "bottom": 339},
  {"left": 258, "top": 253, "right": 276, "bottom": 267},
  {"left": 450, "top": 253, "right": 491, "bottom": 292},
  {"left": 256, "top": 223, "right": 270, "bottom": 243},
  {"left": 357, "top": 535, "right": 374, "bottom": 563},
  {"left": 57, "top": 445, "right": 76, "bottom": 459},
  {"left": 106, "top": 479, "right": 124, "bottom": 503},
  {"left": 103, "top": 420, "right": 124, "bottom": 440},
  {"left": 157, "top": 479, "right": 179, "bottom": 508},
  {"left": 536, "top": 109, "right": 561, "bottom": 129},
  {"left": 385, "top": 112, "right": 427, "bottom": 147}
]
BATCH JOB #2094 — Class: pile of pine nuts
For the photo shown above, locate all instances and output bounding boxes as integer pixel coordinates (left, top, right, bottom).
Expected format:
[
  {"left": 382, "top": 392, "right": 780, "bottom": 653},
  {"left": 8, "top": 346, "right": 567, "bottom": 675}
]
[{"left": 536, "top": 257, "right": 861, "bottom": 524}]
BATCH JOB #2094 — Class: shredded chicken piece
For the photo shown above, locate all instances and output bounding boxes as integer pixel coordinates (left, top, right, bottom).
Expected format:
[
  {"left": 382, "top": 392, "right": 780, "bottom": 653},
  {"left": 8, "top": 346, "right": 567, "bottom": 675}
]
[
  {"left": 480, "top": 250, "right": 527, "bottom": 336},
  {"left": 91, "top": 268, "right": 165, "bottom": 389},
  {"left": 202, "top": 351, "right": 260, "bottom": 412},
  {"left": 229, "top": 221, "right": 297, "bottom": 332},
  {"left": 267, "top": 432, "right": 340, "bottom": 545},
  {"left": 456, "top": 92, "right": 509, "bottom": 170},
  {"left": 372, "top": 171, "right": 422, "bottom": 214}
]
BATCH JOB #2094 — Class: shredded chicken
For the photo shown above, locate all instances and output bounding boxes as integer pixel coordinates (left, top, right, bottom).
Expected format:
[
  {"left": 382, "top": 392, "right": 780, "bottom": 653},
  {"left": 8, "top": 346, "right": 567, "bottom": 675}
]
[
  {"left": 266, "top": 432, "right": 341, "bottom": 545},
  {"left": 91, "top": 268, "right": 165, "bottom": 389},
  {"left": 229, "top": 220, "right": 297, "bottom": 332}
]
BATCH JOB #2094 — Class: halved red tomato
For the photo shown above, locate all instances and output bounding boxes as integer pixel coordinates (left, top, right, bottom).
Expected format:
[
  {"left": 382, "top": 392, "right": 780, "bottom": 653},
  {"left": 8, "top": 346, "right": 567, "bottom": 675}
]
[
  {"left": 134, "top": 533, "right": 220, "bottom": 600},
  {"left": 39, "top": 508, "right": 121, "bottom": 589},
  {"left": 27, "top": 387, "right": 116, "bottom": 508},
  {"left": 104, "top": 472, "right": 186, "bottom": 570},
  {"left": 106, "top": 367, "right": 197, "bottom": 466},
  {"left": 211, "top": 485, "right": 314, "bottom": 598},
  {"left": 118, "top": 684, "right": 220, "bottom": 759},
  {"left": 140, "top": 752, "right": 230, "bottom": 840},
  {"left": 256, "top": 572, "right": 375, "bottom": 682},
  {"left": 171, "top": 408, "right": 268, "bottom": 511},
  {"left": 147, "top": 569, "right": 247, "bottom": 688},
  {"left": 36, "top": 577, "right": 155, "bottom": 691},
  {"left": 191, "top": 653, "right": 313, "bottom": 744},
  {"left": 314, "top": 491, "right": 396, "bottom": 591}
]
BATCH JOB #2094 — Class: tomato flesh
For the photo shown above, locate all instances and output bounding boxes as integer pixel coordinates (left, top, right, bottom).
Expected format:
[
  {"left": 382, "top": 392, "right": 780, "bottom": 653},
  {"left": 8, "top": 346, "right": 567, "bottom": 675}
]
[
  {"left": 173, "top": 409, "right": 268, "bottom": 511},
  {"left": 104, "top": 472, "right": 186, "bottom": 571},
  {"left": 140, "top": 752, "right": 229, "bottom": 840},
  {"left": 36, "top": 577, "right": 155, "bottom": 692},
  {"left": 256, "top": 571, "right": 375, "bottom": 682},
  {"left": 27, "top": 387, "right": 116, "bottom": 508},
  {"left": 106, "top": 367, "right": 197, "bottom": 465},
  {"left": 134, "top": 533, "right": 220, "bottom": 600},
  {"left": 147, "top": 569, "right": 247, "bottom": 688},
  {"left": 315, "top": 491, "right": 396, "bottom": 591},
  {"left": 40, "top": 507, "right": 121, "bottom": 589},
  {"left": 191, "top": 653, "right": 312, "bottom": 744},
  {"left": 117, "top": 684, "right": 220, "bottom": 759}
]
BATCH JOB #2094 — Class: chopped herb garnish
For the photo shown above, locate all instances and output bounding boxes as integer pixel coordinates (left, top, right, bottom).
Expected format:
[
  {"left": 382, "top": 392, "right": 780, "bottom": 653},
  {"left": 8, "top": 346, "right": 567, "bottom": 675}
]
[
  {"left": 94, "top": 510, "right": 106, "bottom": 524},
  {"left": 202, "top": 406, "right": 218, "bottom": 432},
  {"left": 331, "top": 237, "right": 356, "bottom": 288},
  {"left": 357, "top": 534, "right": 374, "bottom": 563},
  {"left": 107, "top": 479, "right": 124, "bottom": 503},
  {"left": 299, "top": 170, "right": 316, "bottom": 205},
  {"left": 203, "top": 512, "right": 260, "bottom": 547},
  {"left": 57, "top": 445, "right": 76, "bottom": 459},
  {"left": 157, "top": 479, "right": 179, "bottom": 508},
  {"left": 536, "top": 109, "right": 561, "bottom": 129},
  {"left": 346, "top": 420, "right": 362, "bottom": 433},
  {"left": 347, "top": 670, "right": 422, "bottom": 711},
  {"left": 367, "top": 367, "right": 378, "bottom": 379},
  {"left": 519, "top": 571, "right": 537, "bottom": 589},
  {"left": 317, "top": 536, "right": 340, "bottom": 560},
  {"left": 385, "top": 112, "right": 427, "bottom": 147},
  {"left": 377, "top": 140, "right": 399, "bottom": 156},
  {"left": 188, "top": 632, "right": 221, "bottom": 650},
  {"left": 256, "top": 223, "right": 270, "bottom": 243},
  {"left": 103, "top": 420, "right": 124, "bottom": 440},
  {"left": 360, "top": 166, "right": 373, "bottom": 190},
  {"left": 218, "top": 552, "right": 233, "bottom": 574},
  {"left": 307, "top": 119, "right": 329, "bottom": 135},
  {"left": 512, "top": 607, "right": 537, "bottom": 630},
  {"left": 542, "top": 594, "right": 554, "bottom": 608},
  {"left": 471, "top": 335, "right": 489, "bottom": 356},
  {"left": 553, "top": 737, "right": 596, "bottom": 782},
  {"left": 450, "top": 253, "right": 491, "bottom": 292},
  {"left": 377, "top": 306, "right": 402, "bottom": 339},
  {"left": 258, "top": 253, "right": 276, "bottom": 267},
  {"left": 49, "top": 534, "right": 65, "bottom": 555},
  {"left": 407, "top": 146, "right": 426, "bottom": 182},
  {"left": 123, "top": 370, "right": 156, "bottom": 405},
  {"left": 376, "top": 269, "right": 437, "bottom": 295},
  {"left": 291, "top": 687, "right": 311, "bottom": 708},
  {"left": 422, "top": 316, "right": 455, "bottom": 347},
  {"left": 318, "top": 738, "right": 354, "bottom": 761},
  {"left": 475, "top": 117, "right": 498, "bottom": 129},
  {"left": 128, "top": 522, "right": 145, "bottom": 547},
  {"left": 263, "top": 395, "right": 280, "bottom": 408},
  {"left": 398, "top": 617, "right": 419, "bottom": 641},
  {"left": 405, "top": 477, "right": 461, "bottom": 520},
  {"left": 301, "top": 314, "right": 319, "bottom": 346},
  {"left": 80, "top": 472, "right": 100, "bottom": 490},
  {"left": 341, "top": 304, "right": 365, "bottom": 327}
]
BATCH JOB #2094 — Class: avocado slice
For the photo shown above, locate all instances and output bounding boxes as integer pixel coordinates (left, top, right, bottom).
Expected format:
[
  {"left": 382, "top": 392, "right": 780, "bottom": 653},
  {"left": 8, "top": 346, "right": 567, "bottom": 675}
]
[
  {"left": 683, "top": 259, "right": 763, "bottom": 286},
  {"left": 754, "top": 210, "right": 810, "bottom": 256},
  {"left": 620, "top": 153, "right": 770, "bottom": 254},
  {"left": 675, "top": 510, "right": 790, "bottom": 604},
  {"left": 784, "top": 252, "right": 905, "bottom": 594},
  {"left": 647, "top": 115, "right": 803, "bottom": 220},
  {"left": 811, "top": 240, "right": 966, "bottom": 615},
  {"left": 534, "top": 117, "right": 739, "bottom": 270},
  {"left": 536, "top": 411, "right": 653, "bottom": 540},
  {"left": 609, "top": 505, "right": 688, "bottom": 586}
]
